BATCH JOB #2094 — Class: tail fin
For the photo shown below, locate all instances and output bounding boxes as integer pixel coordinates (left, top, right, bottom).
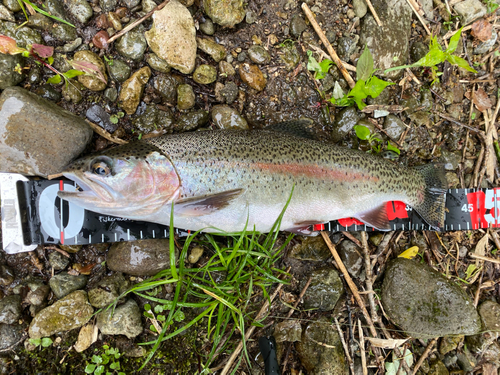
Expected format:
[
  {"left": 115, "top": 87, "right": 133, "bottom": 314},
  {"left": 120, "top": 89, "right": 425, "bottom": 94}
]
[{"left": 412, "top": 164, "right": 447, "bottom": 231}]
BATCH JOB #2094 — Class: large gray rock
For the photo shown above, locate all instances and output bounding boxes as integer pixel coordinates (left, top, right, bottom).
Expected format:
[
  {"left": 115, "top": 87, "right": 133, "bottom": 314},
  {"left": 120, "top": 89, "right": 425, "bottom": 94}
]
[
  {"left": 29, "top": 290, "right": 93, "bottom": 339},
  {"left": 97, "top": 299, "right": 142, "bottom": 338},
  {"left": 0, "top": 87, "right": 93, "bottom": 177},
  {"left": 107, "top": 239, "right": 173, "bottom": 276},
  {"left": 295, "top": 320, "right": 349, "bottom": 375},
  {"left": 359, "top": 0, "right": 412, "bottom": 78},
  {"left": 145, "top": 0, "right": 196, "bottom": 74},
  {"left": 382, "top": 258, "right": 481, "bottom": 339}
]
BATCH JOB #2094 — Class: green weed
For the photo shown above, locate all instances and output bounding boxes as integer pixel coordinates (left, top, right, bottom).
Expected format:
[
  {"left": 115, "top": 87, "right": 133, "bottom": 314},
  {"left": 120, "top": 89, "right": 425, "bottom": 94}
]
[
  {"left": 85, "top": 345, "right": 124, "bottom": 375},
  {"left": 353, "top": 124, "right": 400, "bottom": 155},
  {"left": 385, "top": 27, "right": 477, "bottom": 82},
  {"left": 28, "top": 337, "right": 53, "bottom": 349},
  {"left": 108, "top": 194, "right": 294, "bottom": 372},
  {"left": 16, "top": 0, "right": 75, "bottom": 27},
  {"left": 0, "top": 35, "right": 105, "bottom": 88}
]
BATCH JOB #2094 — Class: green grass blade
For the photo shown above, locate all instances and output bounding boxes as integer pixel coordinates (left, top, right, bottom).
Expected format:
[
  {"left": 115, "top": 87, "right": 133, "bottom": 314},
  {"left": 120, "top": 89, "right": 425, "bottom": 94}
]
[{"left": 22, "top": 0, "right": 75, "bottom": 27}]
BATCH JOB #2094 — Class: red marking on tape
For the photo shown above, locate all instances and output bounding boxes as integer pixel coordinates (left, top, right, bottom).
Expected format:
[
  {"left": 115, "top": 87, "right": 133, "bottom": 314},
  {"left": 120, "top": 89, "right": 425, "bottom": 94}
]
[
  {"left": 338, "top": 218, "right": 364, "bottom": 227},
  {"left": 467, "top": 188, "right": 500, "bottom": 228},
  {"left": 386, "top": 201, "right": 408, "bottom": 221},
  {"left": 313, "top": 224, "right": 325, "bottom": 231}
]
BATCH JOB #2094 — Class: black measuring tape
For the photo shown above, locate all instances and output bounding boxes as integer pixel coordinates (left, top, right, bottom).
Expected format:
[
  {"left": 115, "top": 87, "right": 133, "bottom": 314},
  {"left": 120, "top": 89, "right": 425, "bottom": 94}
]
[{"left": 1, "top": 173, "right": 499, "bottom": 253}]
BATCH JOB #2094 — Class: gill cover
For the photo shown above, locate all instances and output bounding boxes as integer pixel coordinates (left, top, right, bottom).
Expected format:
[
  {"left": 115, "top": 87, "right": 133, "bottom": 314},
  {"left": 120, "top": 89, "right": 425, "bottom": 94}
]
[{"left": 58, "top": 141, "right": 181, "bottom": 218}]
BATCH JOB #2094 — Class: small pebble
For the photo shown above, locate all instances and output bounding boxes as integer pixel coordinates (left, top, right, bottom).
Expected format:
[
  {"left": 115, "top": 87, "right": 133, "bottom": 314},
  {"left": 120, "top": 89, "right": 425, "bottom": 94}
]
[{"left": 93, "top": 30, "right": 109, "bottom": 49}]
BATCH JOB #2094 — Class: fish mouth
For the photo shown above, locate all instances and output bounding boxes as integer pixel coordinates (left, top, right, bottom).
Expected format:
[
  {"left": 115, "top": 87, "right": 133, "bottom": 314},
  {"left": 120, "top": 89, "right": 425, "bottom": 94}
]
[{"left": 57, "top": 171, "right": 114, "bottom": 204}]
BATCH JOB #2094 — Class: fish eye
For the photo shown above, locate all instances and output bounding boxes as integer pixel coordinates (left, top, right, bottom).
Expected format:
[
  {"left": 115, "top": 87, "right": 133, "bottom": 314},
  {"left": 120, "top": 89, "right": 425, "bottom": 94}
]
[{"left": 91, "top": 161, "right": 111, "bottom": 176}]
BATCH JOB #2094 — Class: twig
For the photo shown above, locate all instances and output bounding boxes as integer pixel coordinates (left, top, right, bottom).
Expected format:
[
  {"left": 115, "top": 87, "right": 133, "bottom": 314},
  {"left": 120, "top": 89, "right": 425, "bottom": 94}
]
[
  {"left": 490, "top": 230, "right": 500, "bottom": 251},
  {"left": 44, "top": 245, "right": 70, "bottom": 258},
  {"left": 47, "top": 173, "right": 64, "bottom": 179},
  {"left": 411, "top": 338, "right": 437, "bottom": 375},
  {"left": 307, "top": 43, "right": 357, "bottom": 72},
  {"left": 404, "top": 0, "right": 431, "bottom": 35},
  {"left": 107, "top": 0, "right": 171, "bottom": 44},
  {"left": 371, "top": 232, "right": 395, "bottom": 269},
  {"left": 469, "top": 252, "right": 500, "bottom": 264},
  {"left": 302, "top": 3, "right": 356, "bottom": 88},
  {"left": 443, "top": 25, "right": 472, "bottom": 40},
  {"left": 360, "top": 232, "right": 378, "bottom": 323},
  {"left": 286, "top": 276, "right": 312, "bottom": 318},
  {"left": 358, "top": 319, "right": 368, "bottom": 375},
  {"left": 321, "top": 232, "right": 378, "bottom": 338},
  {"left": 363, "top": 0, "right": 383, "bottom": 27},
  {"left": 86, "top": 120, "right": 128, "bottom": 145},
  {"left": 334, "top": 318, "right": 355, "bottom": 375},
  {"left": 473, "top": 268, "right": 484, "bottom": 307},
  {"left": 342, "top": 231, "right": 363, "bottom": 248},
  {"left": 220, "top": 267, "right": 291, "bottom": 375}
]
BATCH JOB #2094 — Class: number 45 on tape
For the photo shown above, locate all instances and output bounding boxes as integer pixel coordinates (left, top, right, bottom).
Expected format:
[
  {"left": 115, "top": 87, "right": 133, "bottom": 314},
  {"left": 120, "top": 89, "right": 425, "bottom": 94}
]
[{"left": 1, "top": 173, "right": 500, "bottom": 254}]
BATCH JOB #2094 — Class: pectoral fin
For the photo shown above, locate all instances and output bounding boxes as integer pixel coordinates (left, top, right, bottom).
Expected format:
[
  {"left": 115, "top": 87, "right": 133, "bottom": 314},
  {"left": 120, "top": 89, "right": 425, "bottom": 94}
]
[
  {"left": 285, "top": 220, "right": 325, "bottom": 235},
  {"left": 174, "top": 189, "right": 244, "bottom": 217},
  {"left": 355, "top": 203, "right": 391, "bottom": 231}
]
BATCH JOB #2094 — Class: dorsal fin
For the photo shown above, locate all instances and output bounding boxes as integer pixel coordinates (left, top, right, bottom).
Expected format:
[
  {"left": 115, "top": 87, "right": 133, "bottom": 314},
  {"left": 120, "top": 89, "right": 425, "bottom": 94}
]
[{"left": 264, "top": 119, "right": 317, "bottom": 140}]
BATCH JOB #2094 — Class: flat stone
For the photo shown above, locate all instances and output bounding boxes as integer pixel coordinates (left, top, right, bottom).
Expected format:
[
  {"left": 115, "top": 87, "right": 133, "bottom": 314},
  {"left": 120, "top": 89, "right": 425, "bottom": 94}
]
[
  {"left": 211, "top": 105, "right": 248, "bottom": 129},
  {"left": 289, "top": 236, "right": 331, "bottom": 261},
  {"left": 107, "top": 239, "right": 172, "bottom": 276},
  {"left": 454, "top": 0, "right": 487, "bottom": 25},
  {"left": 97, "top": 299, "right": 142, "bottom": 338},
  {"left": 64, "top": 0, "right": 93, "bottom": 24},
  {"left": 0, "top": 4, "right": 14, "bottom": 21},
  {"left": 74, "top": 50, "right": 108, "bottom": 91},
  {"left": 49, "top": 272, "right": 88, "bottom": 299},
  {"left": 0, "top": 87, "right": 93, "bottom": 177},
  {"left": 29, "top": 290, "right": 93, "bottom": 339},
  {"left": 382, "top": 258, "right": 481, "bottom": 339},
  {"left": 118, "top": 66, "right": 151, "bottom": 115},
  {"left": 0, "top": 54, "right": 25, "bottom": 89},
  {"left": 197, "top": 37, "right": 227, "bottom": 62},
  {"left": 238, "top": 63, "right": 266, "bottom": 91},
  {"left": 115, "top": 27, "right": 147, "bottom": 61},
  {"left": 204, "top": 0, "right": 245, "bottom": 27},
  {"left": 145, "top": 0, "right": 196, "bottom": 74},
  {"left": 88, "top": 272, "right": 129, "bottom": 308},
  {"left": 302, "top": 267, "right": 344, "bottom": 311}
]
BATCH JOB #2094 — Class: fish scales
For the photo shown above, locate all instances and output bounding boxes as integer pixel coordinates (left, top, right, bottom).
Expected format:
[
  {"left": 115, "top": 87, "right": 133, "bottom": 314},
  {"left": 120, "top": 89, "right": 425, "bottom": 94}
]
[
  {"left": 144, "top": 130, "right": 425, "bottom": 231},
  {"left": 59, "top": 128, "right": 447, "bottom": 234}
]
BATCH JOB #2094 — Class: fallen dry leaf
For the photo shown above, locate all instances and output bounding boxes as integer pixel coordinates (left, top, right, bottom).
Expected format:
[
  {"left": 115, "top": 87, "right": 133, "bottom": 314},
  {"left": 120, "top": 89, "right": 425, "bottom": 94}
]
[
  {"left": 74, "top": 324, "right": 96, "bottom": 352},
  {"left": 471, "top": 19, "right": 493, "bottom": 42},
  {"left": 366, "top": 337, "right": 408, "bottom": 349},
  {"left": 473, "top": 88, "right": 492, "bottom": 112}
]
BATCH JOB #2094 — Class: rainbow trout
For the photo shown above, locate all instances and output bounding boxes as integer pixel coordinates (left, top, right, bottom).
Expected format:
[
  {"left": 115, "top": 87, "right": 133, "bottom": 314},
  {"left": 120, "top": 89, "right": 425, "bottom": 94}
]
[{"left": 58, "top": 125, "right": 447, "bottom": 234}]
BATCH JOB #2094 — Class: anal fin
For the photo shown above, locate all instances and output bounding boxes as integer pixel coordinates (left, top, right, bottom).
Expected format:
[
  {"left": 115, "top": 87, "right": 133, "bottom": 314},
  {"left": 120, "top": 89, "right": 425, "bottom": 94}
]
[
  {"left": 355, "top": 203, "right": 391, "bottom": 231},
  {"left": 174, "top": 189, "right": 244, "bottom": 217}
]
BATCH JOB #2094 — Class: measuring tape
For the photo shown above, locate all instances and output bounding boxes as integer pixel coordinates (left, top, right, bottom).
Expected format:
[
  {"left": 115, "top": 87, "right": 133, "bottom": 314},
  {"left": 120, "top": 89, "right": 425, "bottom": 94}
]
[{"left": 1, "top": 172, "right": 499, "bottom": 254}]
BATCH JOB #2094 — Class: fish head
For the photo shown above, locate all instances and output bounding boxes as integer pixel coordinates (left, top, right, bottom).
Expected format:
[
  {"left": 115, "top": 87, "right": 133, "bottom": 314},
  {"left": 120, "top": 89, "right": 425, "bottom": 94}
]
[{"left": 57, "top": 142, "right": 181, "bottom": 218}]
